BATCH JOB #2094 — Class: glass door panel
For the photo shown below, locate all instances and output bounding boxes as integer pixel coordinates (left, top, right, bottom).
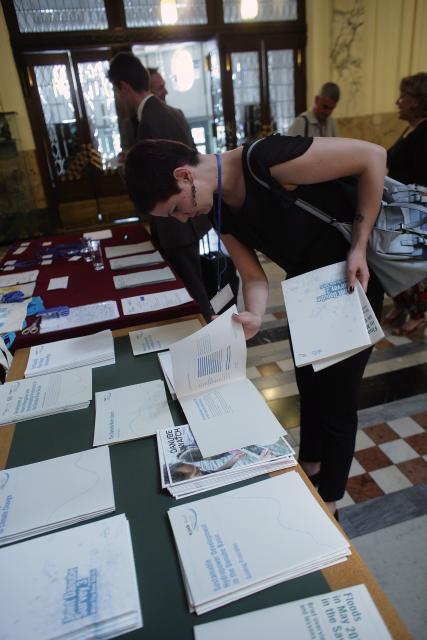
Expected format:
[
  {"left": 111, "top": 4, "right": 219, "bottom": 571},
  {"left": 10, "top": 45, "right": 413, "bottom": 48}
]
[
  {"left": 33, "top": 64, "right": 78, "bottom": 178},
  {"left": 231, "top": 51, "right": 261, "bottom": 145},
  {"left": 77, "top": 60, "right": 121, "bottom": 169},
  {"left": 267, "top": 49, "right": 295, "bottom": 134},
  {"left": 205, "top": 45, "right": 226, "bottom": 153}
]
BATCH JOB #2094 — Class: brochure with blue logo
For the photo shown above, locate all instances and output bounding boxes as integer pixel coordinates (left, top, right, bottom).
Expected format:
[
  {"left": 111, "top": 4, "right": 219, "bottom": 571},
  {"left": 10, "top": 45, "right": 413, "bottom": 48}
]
[{"left": 0, "top": 514, "right": 142, "bottom": 639}]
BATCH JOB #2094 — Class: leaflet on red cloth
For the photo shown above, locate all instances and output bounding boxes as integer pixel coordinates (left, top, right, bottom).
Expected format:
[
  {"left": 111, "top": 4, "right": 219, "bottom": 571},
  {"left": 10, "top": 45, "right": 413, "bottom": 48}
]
[{"left": 169, "top": 306, "right": 284, "bottom": 458}]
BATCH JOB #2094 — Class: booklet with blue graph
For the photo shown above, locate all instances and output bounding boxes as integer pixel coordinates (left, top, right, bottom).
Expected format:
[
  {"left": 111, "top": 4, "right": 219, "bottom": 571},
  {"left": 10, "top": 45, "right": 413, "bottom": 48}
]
[{"left": 169, "top": 306, "right": 284, "bottom": 458}]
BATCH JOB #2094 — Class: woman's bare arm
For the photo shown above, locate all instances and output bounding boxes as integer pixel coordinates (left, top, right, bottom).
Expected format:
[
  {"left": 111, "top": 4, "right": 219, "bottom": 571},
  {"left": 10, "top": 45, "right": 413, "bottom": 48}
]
[
  {"left": 270, "top": 137, "right": 387, "bottom": 291},
  {"left": 221, "top": 233, "right": 268, "bottom": 339}
]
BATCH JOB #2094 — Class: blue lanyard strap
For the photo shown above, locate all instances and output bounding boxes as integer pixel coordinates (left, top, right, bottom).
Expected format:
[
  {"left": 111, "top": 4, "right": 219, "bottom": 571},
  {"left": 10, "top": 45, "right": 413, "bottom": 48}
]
[{"left": 214, "top": 153, "right": 224, "bottom": 292}]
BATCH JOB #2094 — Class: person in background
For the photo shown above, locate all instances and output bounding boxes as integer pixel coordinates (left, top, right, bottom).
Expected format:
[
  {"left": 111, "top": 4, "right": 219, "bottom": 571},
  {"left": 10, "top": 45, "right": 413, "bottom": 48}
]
[
  {"left": 148, "top": 67, "right": 168, "bottom": 102},
  {"left": 124, "top": 134, "right": 386, "bottom": 520},
  {"left": 108, "top": 52, "right": 212, "bottom": 320},
  {"left": 383, "top": 72, "right": 427, "bottom": 335},
  {"left": 287, "top": 82, "right": 340, "bottom": 137}
]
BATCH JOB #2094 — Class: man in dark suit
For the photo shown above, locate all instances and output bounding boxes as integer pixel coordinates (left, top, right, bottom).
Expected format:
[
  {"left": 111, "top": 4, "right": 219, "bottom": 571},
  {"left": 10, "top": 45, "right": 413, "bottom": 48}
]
[{"left": 108, "top": 52, "right": 212, "bottom": 319}]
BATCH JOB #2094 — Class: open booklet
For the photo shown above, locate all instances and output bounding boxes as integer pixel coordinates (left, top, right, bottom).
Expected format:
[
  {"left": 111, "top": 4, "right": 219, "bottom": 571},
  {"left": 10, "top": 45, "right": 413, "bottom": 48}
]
[
  {"left": 169, "top": 305, "right": 284, "bottom": 458},
  {"left": 282, "top": 261, "right": 384, "bottom": 371},
  {"left": 193, "top": 583, "right": 392, "bottom": 639}
]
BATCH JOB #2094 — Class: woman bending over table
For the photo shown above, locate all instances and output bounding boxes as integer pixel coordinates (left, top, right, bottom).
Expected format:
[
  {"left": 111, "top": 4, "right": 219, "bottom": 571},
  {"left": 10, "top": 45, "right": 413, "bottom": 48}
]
[{"left": 125, "top": 134, "right": 386, "bottom": 519}]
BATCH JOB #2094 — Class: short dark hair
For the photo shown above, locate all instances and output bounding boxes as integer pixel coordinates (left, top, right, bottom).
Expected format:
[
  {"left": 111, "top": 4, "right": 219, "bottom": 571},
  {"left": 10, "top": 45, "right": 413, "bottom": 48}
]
[
  {"left": 319, "top": 82, "right": 340, "bottom": 103},
  {"left": 400, "top": 73, "right": 427, "bottom": 116},
  {"left": 107, "top": 52, "right": 150, "bottom": 91},
  {"left": 125, "top": 139, "right": 200, "bottom": 213}
]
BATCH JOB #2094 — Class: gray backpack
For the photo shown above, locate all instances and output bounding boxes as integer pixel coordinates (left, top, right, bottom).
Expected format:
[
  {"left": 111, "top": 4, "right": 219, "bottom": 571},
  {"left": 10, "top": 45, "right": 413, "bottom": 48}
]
[{"left": 246, "top": 139, "right": 427, "bottom": 296}]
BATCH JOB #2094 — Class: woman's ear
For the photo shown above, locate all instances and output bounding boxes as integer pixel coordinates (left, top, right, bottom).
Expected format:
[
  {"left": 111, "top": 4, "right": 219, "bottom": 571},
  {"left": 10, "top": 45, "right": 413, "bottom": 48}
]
[{"left": 173, "top": 166, "right": 192, "bottom": 183}]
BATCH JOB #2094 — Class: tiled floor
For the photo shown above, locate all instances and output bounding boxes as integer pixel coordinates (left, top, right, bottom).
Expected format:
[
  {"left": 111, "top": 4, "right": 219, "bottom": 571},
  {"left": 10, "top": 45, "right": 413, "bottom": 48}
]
[{"left": 240, "top": 256, "right": 427, "bottom": 638}]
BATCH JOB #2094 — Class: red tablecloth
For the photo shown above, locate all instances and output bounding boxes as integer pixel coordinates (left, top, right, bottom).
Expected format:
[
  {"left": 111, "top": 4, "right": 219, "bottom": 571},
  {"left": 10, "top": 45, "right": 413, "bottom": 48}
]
[{"left": 1, "top": 223, "right": 200, "bottom": 349}]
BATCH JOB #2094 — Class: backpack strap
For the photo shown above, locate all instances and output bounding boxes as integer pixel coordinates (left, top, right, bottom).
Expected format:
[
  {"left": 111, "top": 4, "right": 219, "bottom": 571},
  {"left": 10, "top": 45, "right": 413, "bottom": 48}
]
[
  {"left": 246, "top": 139, "right": 338, "bottom": 225},
  {"left": 301, "top": 115, "right": 309, "bottom": 137}
]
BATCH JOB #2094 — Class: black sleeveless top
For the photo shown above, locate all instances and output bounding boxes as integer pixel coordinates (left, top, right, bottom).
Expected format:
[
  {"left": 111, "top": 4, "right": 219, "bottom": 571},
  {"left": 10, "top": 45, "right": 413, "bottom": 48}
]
[{"left": 215, "top": 134, "right": 358, "bottom": 277}]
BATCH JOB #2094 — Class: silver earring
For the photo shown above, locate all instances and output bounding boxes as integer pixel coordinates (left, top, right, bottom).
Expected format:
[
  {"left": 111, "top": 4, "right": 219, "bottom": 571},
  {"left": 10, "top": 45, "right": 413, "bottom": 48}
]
[{"left": 191, "top": 183, "right": 197, "bottom": 207}]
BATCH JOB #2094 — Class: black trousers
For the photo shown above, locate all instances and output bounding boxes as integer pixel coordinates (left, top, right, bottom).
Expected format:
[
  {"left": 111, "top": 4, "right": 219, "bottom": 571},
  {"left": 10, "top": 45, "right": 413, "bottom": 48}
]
[
  {"left": 162, "top": 243, "right": 213, "bottom": 321},
  {"left": 294, "top": 272, "right": 384, "bottom": 502}
]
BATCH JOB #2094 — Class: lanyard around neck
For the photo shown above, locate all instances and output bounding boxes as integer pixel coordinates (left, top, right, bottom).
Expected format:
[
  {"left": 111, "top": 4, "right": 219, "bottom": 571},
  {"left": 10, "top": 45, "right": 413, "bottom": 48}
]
[{"left": 214, "top": 153, "right": 225, "bottom": 292}]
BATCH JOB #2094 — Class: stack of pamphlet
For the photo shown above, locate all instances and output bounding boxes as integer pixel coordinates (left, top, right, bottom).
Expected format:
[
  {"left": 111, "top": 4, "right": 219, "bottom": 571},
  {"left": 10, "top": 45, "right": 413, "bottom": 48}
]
[
  {"left": 113, "top": 266, "right": 175, "bottom": 290},
  {"left": 129, "top": 318, "right": 202, "bottom": 355},
  {"left": 282, "top": 261, "right": 384, "bottom": 371},
  {"left": 104, "top": 240, "right": 154, "bottom": 258},
  {"left": 157, "top": 424, "right": 296, "bottom": 498},
  {"left": 193, "top": 584, "right": 392, "bottom": 639},
  {"left": 93, "top": 380, "right": 173, "bottom": 446},
  {"left": 0, "top": 367, "right": 92, "bottom": 426},
  {"left": 0, "top": 447, "right": 115, "bottom": 546},
  {"left": 109, "top": 250, "right": 163, "bottom": 270},
  {"left": 168, "top": 472, "right": 350, "bottom": 614},
  {"left": 24, "top": 329, "right": 115, "bottom": 377},
  {"left": 0, "top": 514, "right": 143, "bottom": 639},
  {"left": 168, "top": 306, "right": 284, "bottom": 458}
]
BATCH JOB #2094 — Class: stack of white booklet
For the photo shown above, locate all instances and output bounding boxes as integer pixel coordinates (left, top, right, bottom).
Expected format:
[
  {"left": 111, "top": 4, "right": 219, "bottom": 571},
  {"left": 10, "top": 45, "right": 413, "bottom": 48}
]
[
  {"left": 0, "top": 447, "right": 115, "bottom": 546},
  {"left": 113, "top": 266, "right": 175, "bottom": 290},
  {"left": 109, "top": 250, "right": 163, "bottom": 270},
  {"left": 130, "top": 318, "right": 202, "bottom": 355},
  {"left": 193, "top": 583, "right": 392, "bottom": 639},
  {"left": 157, "top": 423, "right": 296, "bottom": 498},
  {"left": 282, "top": 261, "right": 384, "bottom": 371},
  {"left": 105, "top": 240, "right": 154, "bottom": 258},
  {"left": 0, "top": 514, "right": 142, "bottom": 640},
  {"left": 169, "top": 305, "right": 284, "bottom": 458},
  {"left": 168, "top": 472, "right": 350, "bottom": 614},
  {"left": 93, "top": 379, "right": 173, "bottom": 446},
  {"left": 0, "top": 367, "right": 92, "bottom": 426},
  {"left": 40, "top": 300, "right": 119, "bottom": 333},
  {"left": 24, "top": 329, "right": 115, "bottom": 377}
]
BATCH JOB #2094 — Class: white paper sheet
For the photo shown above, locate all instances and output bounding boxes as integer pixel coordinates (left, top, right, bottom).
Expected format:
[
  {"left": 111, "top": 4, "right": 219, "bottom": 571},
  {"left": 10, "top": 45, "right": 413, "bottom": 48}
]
[
  {"left": 0, "top": 446, "right": 115, "bottom": 545},
  {"left": 129, "top": 318, "right": 202, "bottom": 355},
  {"left": 0, "top": 514, "right": 142, "bottom": 640},
  {"left": 105, "top": 241, "right": 155, "bottom": 258},
  {"left": 93, "top": 379, "right": 173, "bottom": 445},
  {"left": 210, "top": 283, "right": 234, "bottom": 314},
  {"left": 193, "top": 584, "right": 392, "bottom": 640},
  {"left": 113, "top": 266, "right": 175, "bottom": 290},
  {"left": 109, "top": 250, "right": 163, "bottom": 271},
  {"left": 0, "top": 270, "right": 38, "bottom": 287},
  {"left": 47, "top": 276, "right": 69, "bottom": 291},
  {"left": 121, "top": 288, "right": 192, "bottom": 315},
  {"left": 169, "top": 306, "right": 283, "bottom": 457},
  {"left": 83, "top": 229, "right": 112, "bottom": 240},
  {"left": 40, "top": 300, "right": 119, "bottom": 333},
  {"left": 0, "top": 300, "right": 30, "bottom": 334},
  {"left": 282, "top": 262, "right": 384, "bottom": 369}
]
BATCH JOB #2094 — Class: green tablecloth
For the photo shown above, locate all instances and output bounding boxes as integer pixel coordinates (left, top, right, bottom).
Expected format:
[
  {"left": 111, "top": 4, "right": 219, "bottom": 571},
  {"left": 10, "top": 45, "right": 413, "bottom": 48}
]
[{"left": 7, "top": 335, "right": 329, "bottom": 639}]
